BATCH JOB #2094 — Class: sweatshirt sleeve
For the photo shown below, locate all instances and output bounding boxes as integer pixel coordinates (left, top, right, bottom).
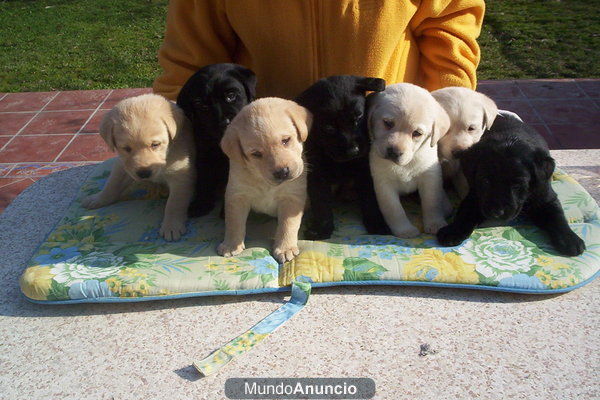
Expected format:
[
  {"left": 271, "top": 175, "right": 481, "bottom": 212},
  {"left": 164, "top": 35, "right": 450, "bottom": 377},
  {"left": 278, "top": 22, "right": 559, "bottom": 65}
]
[
  {"left": 152, "top": 0, "right": 238, "bottom": 100},
  {"left": 410, "top": 0, "right": 484, "bottom": 91}
]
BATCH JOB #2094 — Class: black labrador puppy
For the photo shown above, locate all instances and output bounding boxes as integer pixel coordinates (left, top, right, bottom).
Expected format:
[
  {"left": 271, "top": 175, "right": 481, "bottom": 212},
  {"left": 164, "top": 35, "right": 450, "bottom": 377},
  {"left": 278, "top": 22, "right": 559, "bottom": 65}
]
[
  {"left": 177, "top": 63, "right": 257, "bottom": 217},
  {"left": 295, "top": 75, "right": 390, "bottom": 239},
  {"left": 437, "top": 114, "right": 586, "bottom": 256}
]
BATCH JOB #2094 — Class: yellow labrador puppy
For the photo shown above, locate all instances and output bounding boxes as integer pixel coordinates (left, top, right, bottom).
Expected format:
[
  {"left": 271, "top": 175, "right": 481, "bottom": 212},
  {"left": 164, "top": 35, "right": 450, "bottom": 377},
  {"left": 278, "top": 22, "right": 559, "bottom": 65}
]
[
  {"left": 432, "top": 86, "right": 498, "bottom": 198},
  {"left": 368, "top": 83, "right": 451, "bottom": 238},
  {"left": 217, "top": 98, "right": 311, "bottom": 263},
  {"left": 82, "top": 94, "right": 196, "bottom": 241}
]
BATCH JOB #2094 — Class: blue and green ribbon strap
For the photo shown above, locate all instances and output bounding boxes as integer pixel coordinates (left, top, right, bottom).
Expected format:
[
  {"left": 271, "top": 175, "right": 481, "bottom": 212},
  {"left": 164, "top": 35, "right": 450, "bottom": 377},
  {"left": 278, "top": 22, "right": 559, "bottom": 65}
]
[{"left": 193, "top": 279, "right": 311, "bottom": 376}]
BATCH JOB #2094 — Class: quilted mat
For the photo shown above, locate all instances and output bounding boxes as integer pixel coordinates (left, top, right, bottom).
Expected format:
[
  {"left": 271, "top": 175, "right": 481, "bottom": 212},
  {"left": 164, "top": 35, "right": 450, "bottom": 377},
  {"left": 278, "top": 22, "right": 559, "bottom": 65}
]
[{"left": 20, "top": 157, "right": 600, "bottom": 303}]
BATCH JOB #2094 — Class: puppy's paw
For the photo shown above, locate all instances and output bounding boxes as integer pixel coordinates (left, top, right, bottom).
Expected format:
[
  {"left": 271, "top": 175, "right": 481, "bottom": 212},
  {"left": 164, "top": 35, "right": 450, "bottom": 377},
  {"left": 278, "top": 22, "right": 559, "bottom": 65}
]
[
  {"left": 423, "top": 218, "right": 448, "bottom": 235},
  {"left": 363, "top": 218, "right": 392, "bottom": 235},
  {"left": 392, "top": 224, "right": 420, "bottom": 238},
  {"left": 217, "top": 241, "right": 245, "bottom": 257},
  {"left": 437, "top": 224, "right": 470, "bottom": 247},
  {"left": 304, "top": 222, "right": 334, "bottom": 240},
  {"left": 159, "top": 219, "right": 187, "bottom": 241},
  {"left": 273, "top": 244, "right": 300, "bottom": 264},
  {"left": 552, "top": 230, "right": 586, "bottom": 256},
  {"left": 81, "top": 194, "right": 107, "bottom": 210},
  {"left": 187, "top": 199, "right": 215, "bottom": 218},
  {"left": 442, "top": 197, "right": 455, "bottom": 218},
  {"left": 364, "top": 220, "right": 391, "bottom": 235}
]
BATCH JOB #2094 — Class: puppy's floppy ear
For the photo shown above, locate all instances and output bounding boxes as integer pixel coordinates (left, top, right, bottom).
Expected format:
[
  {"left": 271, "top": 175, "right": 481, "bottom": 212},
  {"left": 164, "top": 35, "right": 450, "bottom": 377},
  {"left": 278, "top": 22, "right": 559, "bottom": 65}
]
[
  {"left": 355, "top": 77, "right": 386, "bottom": 93},
  {"left": 454, "top": 147, "right": 478, "bottom": 184},
  {"left": 365, "top": 92, "right": 381, "bottom": 137},
  {"left": 478, "top": 92, "right": 498, "bottom": 131},
  {"left": 163, "top": 100, "right": 187, "bottom": 140},
  {"left": 230, "top": 65, "right": 257, "bottom": 101},
  {"left": 99, "top": 108, "right": 117, "bottom": 151},
  {"left": 220, "top": 124, "right": 247, "bottom": 161},
  {"left": 175, "top": 80, "right": 195, "bottom": 122},
  {"left": 430, "top": 100, "right": 451, "bottom": 147},
  {"left": 286, "top": 103, "right": 313, "bottom": 142},
  {"left": 533, "top": 149, "right": 556, "bottom": 181}
]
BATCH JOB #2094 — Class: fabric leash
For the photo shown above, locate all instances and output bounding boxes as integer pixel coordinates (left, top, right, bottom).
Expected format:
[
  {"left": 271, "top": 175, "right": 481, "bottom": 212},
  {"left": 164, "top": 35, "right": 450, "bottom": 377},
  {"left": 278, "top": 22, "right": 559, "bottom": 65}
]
[{"left": 193, "top": 279, "right": 311, "bottom": 376}]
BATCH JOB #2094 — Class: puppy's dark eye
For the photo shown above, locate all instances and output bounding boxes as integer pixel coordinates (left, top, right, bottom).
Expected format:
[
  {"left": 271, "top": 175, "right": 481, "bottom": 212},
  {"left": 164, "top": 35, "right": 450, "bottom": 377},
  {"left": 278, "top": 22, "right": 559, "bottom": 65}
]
[
  {"left": 225, "top": 91, "right": 237, "bottom": 103},
  {"left": 251, "top": 151, "right": 263, "bottom": 158},
  {"left": 282, "top": 137, "right": 291, "bottom": 146},
  {"left": 150, "top": 142, "right": 160, "bottom": 149},
  {"left": 383, "top": 119, "right": 394, "bottom": 130},
  {"left": 467, "top": 125, "right": 476, "bottom": 132},
  {"left": 412, "top": 130, "right": 423, "bottom": 138},
  {"left": 513, "top": 178, "right": 529, "bottom": 189},
  {"left": 123, "top": 146, "right": 132, "bottom": 153}
]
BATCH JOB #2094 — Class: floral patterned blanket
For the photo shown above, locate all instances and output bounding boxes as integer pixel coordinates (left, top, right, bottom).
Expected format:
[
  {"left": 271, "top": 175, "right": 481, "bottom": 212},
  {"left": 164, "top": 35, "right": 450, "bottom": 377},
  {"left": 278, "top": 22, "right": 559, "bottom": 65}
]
[{"left": 20, "top": 158, "right": 600, "bottom": 304}]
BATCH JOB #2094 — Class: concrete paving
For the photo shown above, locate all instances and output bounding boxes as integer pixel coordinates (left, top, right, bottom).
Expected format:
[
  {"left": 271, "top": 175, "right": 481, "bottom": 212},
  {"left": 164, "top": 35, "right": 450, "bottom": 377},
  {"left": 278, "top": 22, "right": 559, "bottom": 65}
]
[{"left": 0, "top": 150, "right": 598, "bottom": 400}]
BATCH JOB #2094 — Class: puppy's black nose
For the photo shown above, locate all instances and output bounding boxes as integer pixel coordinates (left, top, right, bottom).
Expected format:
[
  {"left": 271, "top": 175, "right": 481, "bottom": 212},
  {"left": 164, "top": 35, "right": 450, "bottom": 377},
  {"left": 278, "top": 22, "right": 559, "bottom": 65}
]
[
  {"left": 485, "top": 207, "right": 507, "bottom": 219},
  {"left": 136, "top": 169, "right": 152, "bottom": 179},
  {"left": 273, "top": 167, "right": 290, "bottom": 181},
  {"left": 385, "top": 147, "right": 401, "bottom": 160},
  {"left": 346, "top": 145, "right": 360, "bottom": 157},
  {"left": 220, "top": 118, "right": 232, "bottom": 129}
]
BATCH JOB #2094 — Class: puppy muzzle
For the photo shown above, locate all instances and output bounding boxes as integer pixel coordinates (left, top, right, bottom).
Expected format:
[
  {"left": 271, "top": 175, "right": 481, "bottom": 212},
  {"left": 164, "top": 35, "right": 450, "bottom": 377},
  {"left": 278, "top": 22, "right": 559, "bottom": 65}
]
[
  {"left": 219, "top": 118, "right": 232, "bottom": 130},
  {"left": 272, "top": 167, "right": 291, "bottom": 182},
  {"left": 481, "top": 204, "right": 521, "bottom": 221},
  {"left": 136, "top": 169, "right": 153, "bottom": 180},
  {"left": 329, "top": 144, "right": 364, "bottom": 162},
  {"left": 385, "top": 147, "right": 401, "bottom": 160},
  {"left": 346, "top": 145, "right": 360, "bottom": 158},
  {"left": 383, "top": 147, "right": 406, "bottom": 165}
]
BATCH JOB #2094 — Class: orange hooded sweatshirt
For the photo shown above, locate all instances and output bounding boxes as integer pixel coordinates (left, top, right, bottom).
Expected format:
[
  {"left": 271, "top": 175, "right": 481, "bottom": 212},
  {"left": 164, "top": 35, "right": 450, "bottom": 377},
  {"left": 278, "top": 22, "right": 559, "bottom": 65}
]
[{"left": 153, "top": 0, "right": 484, "bottom": 100}]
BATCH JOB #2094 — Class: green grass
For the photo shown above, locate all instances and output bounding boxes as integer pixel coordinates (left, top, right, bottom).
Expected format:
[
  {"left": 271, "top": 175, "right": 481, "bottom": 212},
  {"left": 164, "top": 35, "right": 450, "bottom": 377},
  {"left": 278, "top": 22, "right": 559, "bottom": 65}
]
[
  {"left": 0, "top": 0, "right": 598, "bottom": 92},
  {"left": 478, "top": 0, "right": 600, "bottom": 79},
  {"left": 0, "top": 0, "right": 168, "bottom": 92}
]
